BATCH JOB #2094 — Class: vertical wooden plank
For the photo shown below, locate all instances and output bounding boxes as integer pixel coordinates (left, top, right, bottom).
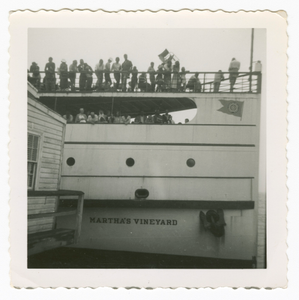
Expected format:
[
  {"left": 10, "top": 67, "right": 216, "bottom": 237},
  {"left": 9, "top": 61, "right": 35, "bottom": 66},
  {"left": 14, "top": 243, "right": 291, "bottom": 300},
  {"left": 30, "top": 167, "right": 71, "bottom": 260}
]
[{"left": 74, "top": 194, "right": 84, "bottom": 243}]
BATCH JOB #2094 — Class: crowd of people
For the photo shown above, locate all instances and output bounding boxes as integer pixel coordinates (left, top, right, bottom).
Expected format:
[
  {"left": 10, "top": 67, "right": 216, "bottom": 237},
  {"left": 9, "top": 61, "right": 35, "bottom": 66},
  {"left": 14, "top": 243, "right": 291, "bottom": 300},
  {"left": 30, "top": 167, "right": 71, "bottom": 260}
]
[
  {"left": 28, "top": 54, "right": 203, "bottom": 93},
  {"left": 28, "top": 55, "right": 259, "bottom": 93},
  {"left": 63, "top": 108, "right": 179, "bottom": 125}
]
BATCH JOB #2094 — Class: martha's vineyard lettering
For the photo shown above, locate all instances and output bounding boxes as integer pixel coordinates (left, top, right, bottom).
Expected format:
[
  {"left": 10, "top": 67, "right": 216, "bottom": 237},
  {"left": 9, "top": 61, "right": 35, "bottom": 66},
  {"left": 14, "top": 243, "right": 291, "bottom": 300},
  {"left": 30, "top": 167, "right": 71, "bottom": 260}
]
[{"left": 90, "top": 217, "right": 178, "bottom": 226}]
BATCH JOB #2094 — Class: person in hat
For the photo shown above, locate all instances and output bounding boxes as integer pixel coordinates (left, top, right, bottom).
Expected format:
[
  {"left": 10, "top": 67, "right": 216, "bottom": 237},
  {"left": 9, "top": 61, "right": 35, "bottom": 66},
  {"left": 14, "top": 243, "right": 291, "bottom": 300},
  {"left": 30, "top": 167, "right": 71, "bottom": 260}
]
[
  {"left": 111, "top": 57, "right": 121, "bottom": 90},
  {"left": 44, "top": 57, "right": 56, "bottom": 91},
  {"left": 228, "top": 57, "right": 241, "bottom": 92},
  {"left": 213, "top": 70, "right": 224, "bottom": 92},
  {"left": 29, "top": 62, "right": 41, "bottom": 89},
  {"left": 59, "top": 59, "right": 68, "bottom": 90},
  {"left": 69, "top": 60, "right": 78, "bottom": 91},
  {"left": 105, "top": 58, "right": 113, "bottom": 86}
]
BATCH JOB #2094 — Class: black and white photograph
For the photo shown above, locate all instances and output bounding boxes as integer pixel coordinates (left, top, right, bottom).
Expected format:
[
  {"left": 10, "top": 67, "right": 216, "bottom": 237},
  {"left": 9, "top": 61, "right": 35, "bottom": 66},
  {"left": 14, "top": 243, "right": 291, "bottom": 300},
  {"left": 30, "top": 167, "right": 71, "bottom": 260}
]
[{"left": 9, "top": 10, "right": 287, "bottom": 288}]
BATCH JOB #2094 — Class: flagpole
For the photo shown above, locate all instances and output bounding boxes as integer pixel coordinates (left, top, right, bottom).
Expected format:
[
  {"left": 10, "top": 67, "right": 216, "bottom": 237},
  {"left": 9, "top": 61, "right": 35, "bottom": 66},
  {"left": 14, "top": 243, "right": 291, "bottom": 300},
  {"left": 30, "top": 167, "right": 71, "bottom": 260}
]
[{"left": 249, "top": 28, "right": 254, "bottom": 93}]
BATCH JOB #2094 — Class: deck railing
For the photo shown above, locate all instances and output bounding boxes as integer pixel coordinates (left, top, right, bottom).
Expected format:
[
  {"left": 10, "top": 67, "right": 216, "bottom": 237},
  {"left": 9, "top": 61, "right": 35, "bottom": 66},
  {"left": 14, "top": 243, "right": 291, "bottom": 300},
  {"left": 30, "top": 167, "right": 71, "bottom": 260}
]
[{"left": 28, "top": 71, "right": 262, "bottom": 94}]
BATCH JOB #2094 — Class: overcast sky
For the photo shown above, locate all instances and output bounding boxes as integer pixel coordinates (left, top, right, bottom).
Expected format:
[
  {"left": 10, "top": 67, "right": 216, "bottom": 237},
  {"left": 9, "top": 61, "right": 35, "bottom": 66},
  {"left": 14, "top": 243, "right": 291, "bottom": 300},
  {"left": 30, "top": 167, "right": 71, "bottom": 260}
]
[
  {"left": 28, "top": 28, "right": 265, "bottom": 72},
  {"left": 28, "top": 28, "right": 266, "bottom": 123}
]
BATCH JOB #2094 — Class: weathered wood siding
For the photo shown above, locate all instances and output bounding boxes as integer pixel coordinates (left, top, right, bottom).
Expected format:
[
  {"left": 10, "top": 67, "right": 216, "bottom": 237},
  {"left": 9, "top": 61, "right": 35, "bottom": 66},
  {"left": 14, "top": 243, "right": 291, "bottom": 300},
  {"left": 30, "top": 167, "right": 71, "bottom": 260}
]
[
  {"left": 28, "top": 97, "right": 66, "bottom": 190},
  {"left": 28, "top": 94, "right": 66, "bottom": 234}
]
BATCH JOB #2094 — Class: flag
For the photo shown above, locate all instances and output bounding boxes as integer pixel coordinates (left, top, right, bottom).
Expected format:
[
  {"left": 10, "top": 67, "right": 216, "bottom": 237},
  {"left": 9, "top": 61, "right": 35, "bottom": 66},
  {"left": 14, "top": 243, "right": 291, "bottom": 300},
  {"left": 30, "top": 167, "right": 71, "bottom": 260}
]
[{"left": 217, "top": 99, "right": 244, "bottom": 118}]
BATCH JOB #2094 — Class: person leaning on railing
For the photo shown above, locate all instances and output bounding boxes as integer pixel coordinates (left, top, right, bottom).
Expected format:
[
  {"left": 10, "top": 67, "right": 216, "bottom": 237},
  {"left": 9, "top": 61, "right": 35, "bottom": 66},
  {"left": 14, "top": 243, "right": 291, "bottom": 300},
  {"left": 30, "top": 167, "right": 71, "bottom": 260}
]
[
  {"left": 87, "top": 112, "right": 99, "bottom": 124},
  {"left": 62, "top": 111, "right": 74, "bottom": 123},
  {"left": 213, "top": 70, "right": 224, "bottom": 92},
  {"left": 75, "top": 108, "right": 87, "bottom": 123},
  {"left": 186, "top": 72, "right": 201, "bottom": 92},
  {"left": 228, "top": 57, "right": 240, "bottom": 92}
]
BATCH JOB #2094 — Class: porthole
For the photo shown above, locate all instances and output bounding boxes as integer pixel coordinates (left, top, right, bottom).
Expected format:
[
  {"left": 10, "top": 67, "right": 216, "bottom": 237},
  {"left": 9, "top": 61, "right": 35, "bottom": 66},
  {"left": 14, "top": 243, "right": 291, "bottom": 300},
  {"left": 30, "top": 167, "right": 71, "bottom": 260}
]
[
  {"left": 126, "top": 158, "right": 135, "bottom": 167},
  {"left": 135, "top": 189, "right": 149, "bottom": 199},
  {"left": 186, "top": 158, "right": 195, "bottom": 167},
  {"left": 66, "top": 157, "right": 75, "bottom": 166}
]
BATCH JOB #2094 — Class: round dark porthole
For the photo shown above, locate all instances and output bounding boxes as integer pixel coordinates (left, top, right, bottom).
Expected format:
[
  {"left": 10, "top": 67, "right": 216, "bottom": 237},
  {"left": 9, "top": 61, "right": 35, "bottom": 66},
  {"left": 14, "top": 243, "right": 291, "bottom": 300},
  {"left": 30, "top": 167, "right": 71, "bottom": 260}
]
[
  {"left": 126, "top": 158, "right": 135, "bottom": 167},
  {"left": 186, "top": 158, "right": 195, "bottom": 167},
  {"left": 66, "top": 157, "right": 75, "bottom": 166}
]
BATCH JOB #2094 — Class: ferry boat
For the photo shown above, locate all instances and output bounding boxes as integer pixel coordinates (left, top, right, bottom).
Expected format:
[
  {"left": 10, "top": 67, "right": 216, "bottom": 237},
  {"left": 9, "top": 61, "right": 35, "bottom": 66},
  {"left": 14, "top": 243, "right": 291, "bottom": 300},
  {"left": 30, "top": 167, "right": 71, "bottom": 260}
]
[{"left": 27, "top": 66, "right": 264, "bottom": 268}]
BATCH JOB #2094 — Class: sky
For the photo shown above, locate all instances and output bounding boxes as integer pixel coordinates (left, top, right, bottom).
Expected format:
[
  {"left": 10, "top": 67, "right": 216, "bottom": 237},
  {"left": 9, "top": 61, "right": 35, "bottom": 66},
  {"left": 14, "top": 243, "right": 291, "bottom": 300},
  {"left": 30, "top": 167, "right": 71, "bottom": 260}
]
[{"left": 28, "top": 28, "right": 266, "bottom": 123}]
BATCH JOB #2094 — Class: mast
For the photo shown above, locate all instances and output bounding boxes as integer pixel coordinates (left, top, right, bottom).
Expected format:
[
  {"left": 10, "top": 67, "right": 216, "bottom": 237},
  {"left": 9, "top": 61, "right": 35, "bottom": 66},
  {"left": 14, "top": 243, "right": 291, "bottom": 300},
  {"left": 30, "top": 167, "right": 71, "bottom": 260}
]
[{"left": 249, "top": 28, "right": 254, "bottom": 92}]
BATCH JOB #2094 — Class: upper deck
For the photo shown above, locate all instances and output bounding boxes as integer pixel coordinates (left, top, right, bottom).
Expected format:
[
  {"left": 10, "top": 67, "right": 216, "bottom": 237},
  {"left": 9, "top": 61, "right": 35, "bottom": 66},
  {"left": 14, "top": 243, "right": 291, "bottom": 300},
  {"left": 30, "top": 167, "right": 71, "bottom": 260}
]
[{"left": 28, "top": 71, "right": 262, "bottom": 119}]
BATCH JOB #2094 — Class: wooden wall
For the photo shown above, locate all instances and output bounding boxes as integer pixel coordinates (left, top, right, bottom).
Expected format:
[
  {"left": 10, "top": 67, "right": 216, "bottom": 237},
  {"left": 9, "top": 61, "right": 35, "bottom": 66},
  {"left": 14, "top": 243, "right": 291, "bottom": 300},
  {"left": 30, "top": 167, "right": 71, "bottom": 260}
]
[{"left": 28, "top": 95, "right": 66, "bottom": 234}]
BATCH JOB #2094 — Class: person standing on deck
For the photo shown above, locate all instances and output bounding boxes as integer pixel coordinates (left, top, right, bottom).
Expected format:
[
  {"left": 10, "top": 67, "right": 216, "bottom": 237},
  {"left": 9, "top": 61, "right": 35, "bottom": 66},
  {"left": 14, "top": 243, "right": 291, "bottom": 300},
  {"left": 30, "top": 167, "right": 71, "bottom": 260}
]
[
  {"left": 121, "top": 54, "right": 133, "bottom": 92},
  {"left": 94, "top": 59, "right": 105, "bottom": 90},
  {"left": 105, "top": 58, "right": 113, "bottom": 86},
  {"left": 69, "top": 60, "right": 78, "bottom": 91},
  {"left": 85, "top": 63, "right": 93, "bottom": 91},
  {"left": 75, "top": 108, "right": 87, "bottom": 123},
  {"left": 138, "top": 72, "right": 148, "bottom": 92},
  {"left": 44, "top": 57, "right": 56, "bottom": 92},
  {"left": 163, "top": 60, "right": 172, "bottom": 91},
  {"left": 78, "top": 59, "right": 86, "bottom": 91},
  {"left": 228, "top": 58, "right": 240, "bottom": 92},
  {"left": 131, "top": 66, "right": 138, "bottom": 92},
  {"left": 29, "top": 62, "right": 41, "bottom": 89},
  {"left": 147, "top": 62, "right": 156, "bottom": 92},
  {"left": 156, "top": 64, "right": 165, "bottom": 92},
  {"left": 112, "top": 57, "right": 121, "bottom": 90},
  {"left": 59, "top": 59, "right": 68, "bottom": 91},
  {"left": 254, "top": 60, "right": 262, "bottom": 72},
  {"left": 213, "top": 70, "right": 224, "bottom": 92},
  {"left": 180, "top": 67, "right": 188, "bottom": 92},
  {"left": 171, "top": 61, "right": 180, "bottom": 91}
]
